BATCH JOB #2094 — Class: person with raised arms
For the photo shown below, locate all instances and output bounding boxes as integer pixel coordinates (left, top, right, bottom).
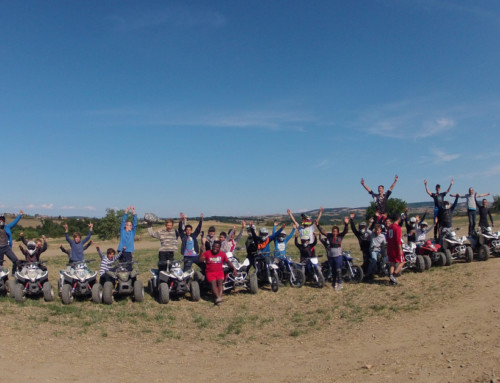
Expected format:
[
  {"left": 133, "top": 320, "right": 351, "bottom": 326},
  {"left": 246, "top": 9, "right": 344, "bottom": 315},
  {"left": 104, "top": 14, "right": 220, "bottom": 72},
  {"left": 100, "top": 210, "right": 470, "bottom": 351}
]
[{"left": 361, "top": 175, "right": 398, "bottom": 222}]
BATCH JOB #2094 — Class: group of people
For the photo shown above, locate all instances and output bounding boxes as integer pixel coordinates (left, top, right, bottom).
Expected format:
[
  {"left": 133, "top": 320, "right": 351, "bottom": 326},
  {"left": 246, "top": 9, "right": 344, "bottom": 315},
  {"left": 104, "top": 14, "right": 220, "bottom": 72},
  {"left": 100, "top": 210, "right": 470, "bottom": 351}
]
[{"left": 0, "top": 177, "right": 495, "bottom": 303}]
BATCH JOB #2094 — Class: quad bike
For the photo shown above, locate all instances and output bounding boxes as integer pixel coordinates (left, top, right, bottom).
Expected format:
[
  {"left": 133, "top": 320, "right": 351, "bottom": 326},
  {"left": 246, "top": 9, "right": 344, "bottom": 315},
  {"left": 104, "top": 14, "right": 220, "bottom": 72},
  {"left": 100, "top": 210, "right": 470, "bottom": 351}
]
[
  {"left": 221, "top": 253, "right": 259, "bottom": 294},
  {"left": 274, "top": 252, "right": 305, "bottom": 288},
  {"left": 102, "top": 261, "right": 144, "bottom": 305},
  {"left": 299, "top": 254, "right": 325, "bottom": 288},
  {"left": 441, "top": 229, "right": 474, "bottom": 263},
  {"left": 416, "top": 240, "right": 446, "bottom": 268},
  {"left": 0, "top": 261, "right": 15, "bottom": 296},
  {"left": 254, "top": 252, "right": 280, "bottom": 292},
  {"left": 58, "top": 261, "right": 100, "bottom": 304},
  {"left": 476, "top": 227, "right": 500, "bottom": 259},
  {"left": 12, "top": 261, "right": 54, "bottom": 303},
  {"left": 149, "top": 259, "right": 200, "bottom": 304},
  {"left": 401, "top": 242, "right": 426, "bottom": 273},
  {"left": 321, "top": 251, "right": 363, "bottom": 284}
]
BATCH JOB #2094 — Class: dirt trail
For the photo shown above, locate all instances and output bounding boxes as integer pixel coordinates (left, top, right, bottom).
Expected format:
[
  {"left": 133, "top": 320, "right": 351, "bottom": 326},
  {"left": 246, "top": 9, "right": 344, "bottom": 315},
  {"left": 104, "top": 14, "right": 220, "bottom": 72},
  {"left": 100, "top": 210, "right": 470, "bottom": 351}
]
[{"left": 1, "top": 261, "right": 499, "bottom": 383}]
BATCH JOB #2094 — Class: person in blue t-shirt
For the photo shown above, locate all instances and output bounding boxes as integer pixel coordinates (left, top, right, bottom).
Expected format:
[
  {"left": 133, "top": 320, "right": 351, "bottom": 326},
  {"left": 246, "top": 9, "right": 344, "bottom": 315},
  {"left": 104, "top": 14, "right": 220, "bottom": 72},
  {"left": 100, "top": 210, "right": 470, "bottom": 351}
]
[{"left": 118, "top": 206, "right": 137, "bottom": 268}]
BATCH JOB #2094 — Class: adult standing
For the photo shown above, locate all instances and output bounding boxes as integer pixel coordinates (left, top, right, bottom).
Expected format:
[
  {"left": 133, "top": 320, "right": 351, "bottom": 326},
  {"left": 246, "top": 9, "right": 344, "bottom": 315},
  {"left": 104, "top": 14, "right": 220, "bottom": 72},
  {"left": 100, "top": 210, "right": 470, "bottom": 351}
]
[
  {"left": 453, "top": 188, "right": 490, "bottom": 236},
  {"left": 424, "top": 179, "right": 453, "bottom": 240},
  {"left": 0, "top": 210, "right": 23, "bottom": 272},
  {"left": 361, "top": 175, "right": 398, "bottom": 221},
  {"left": 118, "top": 206, "right": 137, "bottom": 266},
  {"left": 148, "top": 217, "right": 180, "bottom": 271}
]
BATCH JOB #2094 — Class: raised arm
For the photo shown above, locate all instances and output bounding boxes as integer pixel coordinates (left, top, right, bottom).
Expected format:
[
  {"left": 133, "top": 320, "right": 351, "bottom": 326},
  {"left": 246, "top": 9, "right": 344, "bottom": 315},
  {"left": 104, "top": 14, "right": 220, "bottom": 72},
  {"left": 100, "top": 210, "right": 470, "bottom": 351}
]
[
  {"left": 445, "top": 179, "right": 454, "bottom": 194},
  {"left": 287, "top": 209, "right": 299, "bottom": 226},
  {"left": 360, "top": 178, "right": 372, "bottom": 193},
  {"left": 388, "top": 174, "right": 398, "bottom": 192},
  {"left": 424, "top": 179, "right": 433, "bottom": 197},
  {"left": 340, "top": 217, "right": 349, "bottom": 237},
  {"left": 7, "top": 210, "right": 23, "bottom": 229},
  {"left": 315, "top": 207, "right": 324, "bottom": 225},
  {"left": 193, "top": 214, "right": 203, "bottom": 237},
  {"left": 19, "top": 232, "right": 28, "bottom": 246}
]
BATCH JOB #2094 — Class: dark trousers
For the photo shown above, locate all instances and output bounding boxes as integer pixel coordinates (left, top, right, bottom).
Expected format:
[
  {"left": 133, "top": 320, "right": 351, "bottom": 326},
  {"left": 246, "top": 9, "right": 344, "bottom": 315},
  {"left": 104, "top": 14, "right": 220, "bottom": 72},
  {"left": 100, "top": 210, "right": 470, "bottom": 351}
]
[
  {"left": 328, "top": 256, "right": 343, "bottom": 285},
  {"left": 158, "top": 251, "right": 174, "bottom": 271},
  {"left": 467, "top": 209, "right": 476, "bottom": 236},
  {"left": 183, "top": 255, "right": 199, "bottom": 271},
  {"left": 0, "top": 245, "right": 19, "bottom": 273}
]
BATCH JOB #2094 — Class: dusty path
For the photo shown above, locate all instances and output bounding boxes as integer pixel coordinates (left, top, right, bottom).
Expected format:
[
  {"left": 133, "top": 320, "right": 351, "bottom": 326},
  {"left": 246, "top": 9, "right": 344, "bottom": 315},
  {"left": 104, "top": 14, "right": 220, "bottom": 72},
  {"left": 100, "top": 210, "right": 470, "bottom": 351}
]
[{"left": 1, "top": 260, "right": 499, "bottom": 383}]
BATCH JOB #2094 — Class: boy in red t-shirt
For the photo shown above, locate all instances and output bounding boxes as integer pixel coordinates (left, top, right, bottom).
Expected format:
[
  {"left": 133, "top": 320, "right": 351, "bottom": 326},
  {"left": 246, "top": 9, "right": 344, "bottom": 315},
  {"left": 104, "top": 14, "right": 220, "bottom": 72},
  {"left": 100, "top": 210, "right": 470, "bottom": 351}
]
[
  {"left": 198, "top": 241, "right": 237, "bottom": 304},
  {"left": 386, "top": 214, "right": 404, "bottom": 285}
]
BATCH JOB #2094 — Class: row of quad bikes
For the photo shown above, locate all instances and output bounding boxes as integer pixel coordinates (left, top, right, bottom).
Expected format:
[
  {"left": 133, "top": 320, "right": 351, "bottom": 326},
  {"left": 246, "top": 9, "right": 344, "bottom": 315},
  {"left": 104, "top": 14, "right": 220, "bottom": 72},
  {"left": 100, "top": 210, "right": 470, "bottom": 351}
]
[{"left": 1, "top": 228, "right": 498, "bottom": 304}]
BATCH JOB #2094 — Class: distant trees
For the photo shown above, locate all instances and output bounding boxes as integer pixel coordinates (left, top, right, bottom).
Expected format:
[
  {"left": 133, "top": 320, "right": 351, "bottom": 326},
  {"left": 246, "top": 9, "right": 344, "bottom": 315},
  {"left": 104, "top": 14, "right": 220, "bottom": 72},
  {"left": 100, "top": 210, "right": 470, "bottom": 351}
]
[
  {"left": 93, "top": 208, "right": 125, "bottom": 240},
  {"left": 492, "top": 195, "right": 500, "bottom": 213}
]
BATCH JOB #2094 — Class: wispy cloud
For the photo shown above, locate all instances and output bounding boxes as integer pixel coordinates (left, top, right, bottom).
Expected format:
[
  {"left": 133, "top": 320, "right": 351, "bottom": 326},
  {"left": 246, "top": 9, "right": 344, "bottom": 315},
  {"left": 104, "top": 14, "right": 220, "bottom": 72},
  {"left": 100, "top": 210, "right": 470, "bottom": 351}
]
[
  {"left": 313, "top": 160, "right": 330, "bottom": 170},
  {"left": 358, "top": 99, "right": 455, "bottom": 140},
  {"left": 430, "top": 148, "right": 460, "bottom": 163},
  {"left": 483, "top": 164, "right": 500, "bottom": 177},
  {"left": 61, "top": 205, "right": 96, "bottom": 211},
  {"left": 108, "top": 5, "right": 226, "bottom": 32}
]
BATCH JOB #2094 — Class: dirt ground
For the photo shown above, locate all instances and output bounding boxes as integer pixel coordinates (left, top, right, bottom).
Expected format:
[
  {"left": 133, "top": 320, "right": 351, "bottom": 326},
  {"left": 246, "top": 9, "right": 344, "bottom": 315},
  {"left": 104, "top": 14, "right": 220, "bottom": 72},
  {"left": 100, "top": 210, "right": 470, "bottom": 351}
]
[{"left": 1, "top": 256, "right": 499, "bottom": 383}]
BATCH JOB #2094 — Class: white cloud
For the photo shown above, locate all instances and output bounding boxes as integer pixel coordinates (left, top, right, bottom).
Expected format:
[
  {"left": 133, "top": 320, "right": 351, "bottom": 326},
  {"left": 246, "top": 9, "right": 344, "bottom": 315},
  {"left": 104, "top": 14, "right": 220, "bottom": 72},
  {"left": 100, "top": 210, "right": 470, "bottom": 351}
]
[
  {"left": 61, "top": 206, "right": 76, "bottom": 210},
  {"left": 82, "top": 206, "right": 97, "bottom": 211},
  {"left": 40, "top": 203, "right": 54, "bottom": 209}
]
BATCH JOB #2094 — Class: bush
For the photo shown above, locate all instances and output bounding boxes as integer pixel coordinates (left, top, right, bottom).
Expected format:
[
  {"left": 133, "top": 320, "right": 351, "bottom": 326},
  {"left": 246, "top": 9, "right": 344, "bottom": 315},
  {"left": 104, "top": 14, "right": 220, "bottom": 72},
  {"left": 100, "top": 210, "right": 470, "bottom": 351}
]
[{"left": 365, "top": 198, "right": 407, "bottom": 220}]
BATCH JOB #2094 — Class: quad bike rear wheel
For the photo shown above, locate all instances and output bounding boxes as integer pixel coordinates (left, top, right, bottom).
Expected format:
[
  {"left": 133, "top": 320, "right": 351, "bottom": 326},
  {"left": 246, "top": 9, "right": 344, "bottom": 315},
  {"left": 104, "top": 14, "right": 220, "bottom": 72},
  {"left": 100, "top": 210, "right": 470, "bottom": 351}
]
[
  {"left": 444, "top": 250, "right": 452, "bottom": 266},
  {"left": 415, "top": 255, "right": 425, "bottom": 273}
]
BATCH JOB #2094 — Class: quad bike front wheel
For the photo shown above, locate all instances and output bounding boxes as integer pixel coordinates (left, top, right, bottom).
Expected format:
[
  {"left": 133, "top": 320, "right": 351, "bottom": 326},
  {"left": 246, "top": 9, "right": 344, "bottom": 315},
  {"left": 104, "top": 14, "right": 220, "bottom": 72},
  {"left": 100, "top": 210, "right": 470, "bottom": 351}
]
[
  {"left": 416, "top": 255, "right": 425, "bottom": 273},
  {"left": 158, "top": 282, "right": 170, "bottom": 304},
  {"left": 444, "top": 250, "right": 452, "bottom": 266},
  {"left": 13, "top": 283, "right": 24, "bottom": 303},
  {"left": 91, "top": 283, "right": 103, "bottom": 304},
  {"left": 465, "top": 247, "right": 474, "bottom": 263},
  {"left": 190, "top": 280, "right": 200, "bottom": 302},
  {"left": 423, "top": 255, "right": 432, "bottom": 270},
  {"left": 61, "top": 284, "right": 73, "bottom": 305},
  {"left": 102, "top": 282, "right": 114, "bottom": 305},
  {"left": 133, "top": 280, "right": 144, "bottom": 302},
  {"left": 43, "top": 282, "right": 54, "bottom": 302}
]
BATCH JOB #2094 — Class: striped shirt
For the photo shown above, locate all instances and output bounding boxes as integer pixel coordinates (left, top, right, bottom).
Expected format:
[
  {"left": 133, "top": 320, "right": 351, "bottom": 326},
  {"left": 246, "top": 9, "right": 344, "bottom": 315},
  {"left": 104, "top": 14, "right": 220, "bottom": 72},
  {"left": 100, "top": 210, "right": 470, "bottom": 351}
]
[{"left": 98, "top": 249, "right": 123, "bottom": 276}]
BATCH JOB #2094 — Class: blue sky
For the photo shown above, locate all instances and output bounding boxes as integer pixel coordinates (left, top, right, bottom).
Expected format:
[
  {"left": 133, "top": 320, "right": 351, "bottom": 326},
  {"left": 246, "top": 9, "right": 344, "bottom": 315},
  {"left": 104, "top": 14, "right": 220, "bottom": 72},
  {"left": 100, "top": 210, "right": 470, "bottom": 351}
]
[{"left": 1, "top": 0, "right": 499, "bottom": 218}]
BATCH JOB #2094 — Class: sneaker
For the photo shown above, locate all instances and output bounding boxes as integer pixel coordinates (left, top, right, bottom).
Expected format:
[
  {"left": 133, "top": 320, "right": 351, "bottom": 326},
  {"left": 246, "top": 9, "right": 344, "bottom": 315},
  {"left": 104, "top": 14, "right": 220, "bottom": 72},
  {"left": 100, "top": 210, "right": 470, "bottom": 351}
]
[
  {"left": 389, "top": 274, "right": 398, "bottom": 285},
  {"left": 335, "top": 283, "right": 343, "bottom": 291},
  {"left": 215, "top": 297, "right": 222, "bottom": 304},
  {"left": 333, "top": 283, "right": 338, "bottom": 289}
]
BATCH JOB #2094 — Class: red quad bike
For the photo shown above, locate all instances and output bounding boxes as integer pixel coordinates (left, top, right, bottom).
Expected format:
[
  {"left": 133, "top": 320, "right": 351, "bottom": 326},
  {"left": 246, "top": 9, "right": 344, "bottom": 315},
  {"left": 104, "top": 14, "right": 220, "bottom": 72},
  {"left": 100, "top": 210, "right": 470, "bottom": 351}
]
[{"left": 416, "top": 240, "right": 447, "bottom": 268}]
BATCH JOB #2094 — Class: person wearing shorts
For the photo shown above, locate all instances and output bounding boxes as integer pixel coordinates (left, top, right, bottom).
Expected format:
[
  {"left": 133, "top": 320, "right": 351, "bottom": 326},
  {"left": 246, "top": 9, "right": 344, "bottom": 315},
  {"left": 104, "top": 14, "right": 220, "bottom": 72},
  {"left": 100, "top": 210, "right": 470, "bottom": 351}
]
[
  {"left": 198, "top": 241, "right": 236, "bottom": 305},
  {"left": 386, "top": 213, "right": 404, "bottom": 285}
]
